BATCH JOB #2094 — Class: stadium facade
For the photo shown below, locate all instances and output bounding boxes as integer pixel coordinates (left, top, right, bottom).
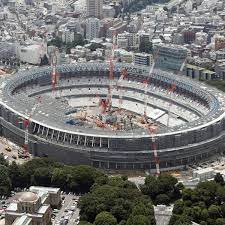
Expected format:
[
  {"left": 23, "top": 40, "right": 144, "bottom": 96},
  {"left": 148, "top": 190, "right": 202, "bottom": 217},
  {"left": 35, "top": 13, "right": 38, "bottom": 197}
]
[{"left": 0, "top": 63, "right": 225, "bottom": 171}]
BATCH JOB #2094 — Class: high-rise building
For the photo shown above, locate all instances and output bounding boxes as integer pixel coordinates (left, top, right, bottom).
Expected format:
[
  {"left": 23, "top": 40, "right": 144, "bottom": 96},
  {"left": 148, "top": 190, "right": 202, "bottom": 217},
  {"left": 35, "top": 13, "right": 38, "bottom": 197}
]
[
  {"left": 86, "top": 0, "right": 103, "bottom": 19},
  {"left": 86, "top": 18, "right": 100, "bottom": 40}
]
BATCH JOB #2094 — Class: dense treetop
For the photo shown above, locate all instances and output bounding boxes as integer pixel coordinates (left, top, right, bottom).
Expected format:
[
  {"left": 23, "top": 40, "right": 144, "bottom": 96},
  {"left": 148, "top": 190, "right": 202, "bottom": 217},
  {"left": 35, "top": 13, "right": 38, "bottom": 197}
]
[
  {"left": 1, "top": 156, "right": 225, "bottom": 225},
  {"left": 170, "top": 174, "right": 225, "bottom": 225}
]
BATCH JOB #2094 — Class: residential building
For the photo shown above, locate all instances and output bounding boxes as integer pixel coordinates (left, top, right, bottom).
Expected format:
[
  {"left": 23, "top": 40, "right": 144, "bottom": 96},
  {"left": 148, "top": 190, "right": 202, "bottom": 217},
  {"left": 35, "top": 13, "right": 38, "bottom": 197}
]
[
  {"left": 102, "top": 5, "right": 115, "bottom": 18},
  {"left": 86, "top": 18, "right": 100, "bottom": 40},
  {"left": 86, "top": 0, "right": 103, "bottom": 19},
  {"left": 61, "top": 29, "right": 75, "bottom": 43},
  {"left": 133, "top": 53, "right": 153, "bottom": 66},
  {"left": 114, "top": 49, "right": 133, "bottom": 63}
]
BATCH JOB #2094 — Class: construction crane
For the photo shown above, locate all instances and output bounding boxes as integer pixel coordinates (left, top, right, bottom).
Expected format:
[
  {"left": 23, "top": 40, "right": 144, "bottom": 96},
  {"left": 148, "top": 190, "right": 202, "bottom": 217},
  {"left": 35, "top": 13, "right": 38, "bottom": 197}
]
[
  {"left": 107, "top": 31, "right": 117, "bottom": 112},
  {"left": 147, "top": 123, "right": 160, "bottom": 176},
  {"left": 117, "top": 68, "right": 128, "bottom": 110},
  {"left": 166, "top": 59, "right": 186, "bottom": 127},
  {"left": 51, "top": 49, "right": 58, "bottom": 97},
  {"left": 19, "top": 96, "right": 42, "bottom": 156},
  {"left": 142, "top": 50, "right": 159, "bottom": 121},
  {"left": 166, "top": 83, "right": 176, "bottom": 127}
]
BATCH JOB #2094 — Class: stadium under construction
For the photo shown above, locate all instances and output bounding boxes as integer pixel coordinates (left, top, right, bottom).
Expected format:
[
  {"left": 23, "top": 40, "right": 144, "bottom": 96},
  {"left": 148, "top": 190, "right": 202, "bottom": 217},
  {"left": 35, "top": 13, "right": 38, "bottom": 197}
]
[{"left": 0, "top": 62, "right": 225, "bottom": 171}]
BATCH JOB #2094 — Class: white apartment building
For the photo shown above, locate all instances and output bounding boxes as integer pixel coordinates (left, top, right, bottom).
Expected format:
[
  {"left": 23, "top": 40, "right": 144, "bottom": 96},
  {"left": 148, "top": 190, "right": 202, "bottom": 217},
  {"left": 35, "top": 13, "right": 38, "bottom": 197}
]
[
  {"left": 61, "top": 29, "right": 75, "bottom": 43},
  {"left": 86, "top": 18, "right": 100, "bottom": 40}
]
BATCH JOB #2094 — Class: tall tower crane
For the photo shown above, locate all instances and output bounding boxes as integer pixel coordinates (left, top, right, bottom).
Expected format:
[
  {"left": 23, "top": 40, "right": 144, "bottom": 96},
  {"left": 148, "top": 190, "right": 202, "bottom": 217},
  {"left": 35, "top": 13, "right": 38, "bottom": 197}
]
[
  {"left": 107, "top": 31, "right": 117, "bottom": 112},
  {"left": 20, "top": 96, "right": 42, "bottom": 156},
  {"left": 142, "top": 50, "right": 159, "bottom": 120},
  {"left": 51, "top": 49, "right": 58, "bottom": 97},
  {"left": 166, "top": 83, "right": 176, "bottom": 127},
  {"left": 166, "top": 59, "right": 186, "bottom": 127}
]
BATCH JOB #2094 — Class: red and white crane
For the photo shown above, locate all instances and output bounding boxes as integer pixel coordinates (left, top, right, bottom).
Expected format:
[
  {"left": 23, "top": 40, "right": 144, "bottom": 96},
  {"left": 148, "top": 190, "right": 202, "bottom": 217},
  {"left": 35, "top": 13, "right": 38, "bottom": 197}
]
[{"left": 22, "top": 96, "right": 42, "bottom": 156}]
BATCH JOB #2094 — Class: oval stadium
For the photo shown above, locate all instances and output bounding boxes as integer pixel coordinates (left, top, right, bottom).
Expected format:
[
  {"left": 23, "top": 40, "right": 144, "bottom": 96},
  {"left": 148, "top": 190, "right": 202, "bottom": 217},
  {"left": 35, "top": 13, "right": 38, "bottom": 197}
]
[{"left": 0, "top": 63, "right": 225, "bottom": 171}]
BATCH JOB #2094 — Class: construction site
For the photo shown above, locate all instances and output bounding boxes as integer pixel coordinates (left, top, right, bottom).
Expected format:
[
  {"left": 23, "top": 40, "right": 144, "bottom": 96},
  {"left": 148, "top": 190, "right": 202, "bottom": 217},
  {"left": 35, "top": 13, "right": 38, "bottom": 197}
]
[{"left": 0, "top": 42, "right": 224, "bottom": 172}]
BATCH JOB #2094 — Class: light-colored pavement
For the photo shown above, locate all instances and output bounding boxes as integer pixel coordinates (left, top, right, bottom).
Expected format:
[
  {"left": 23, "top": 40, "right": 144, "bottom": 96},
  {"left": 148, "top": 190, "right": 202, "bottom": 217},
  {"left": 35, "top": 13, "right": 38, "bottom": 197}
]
[
  {"left": 0, "top": 137, "right": 29, "bottom": 164},
  {"left": 53, "top": 194, "right": 80, "bottom": 225}
]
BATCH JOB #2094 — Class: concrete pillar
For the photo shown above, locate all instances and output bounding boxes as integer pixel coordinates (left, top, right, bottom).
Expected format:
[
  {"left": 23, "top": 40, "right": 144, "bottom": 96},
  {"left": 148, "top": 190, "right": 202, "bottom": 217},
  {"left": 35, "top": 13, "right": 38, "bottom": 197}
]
[
  {"left": 70, "top": 134, "right": 73, "bottom": 144},
  {"left": 51, "top": 130, "right": 55, "bottom": 140},
  {"left": 84, "top": 136, "right": 87, "bottom": 146},
  {"left": 77, "top": 135, "right": 80, "bottom": 145}
]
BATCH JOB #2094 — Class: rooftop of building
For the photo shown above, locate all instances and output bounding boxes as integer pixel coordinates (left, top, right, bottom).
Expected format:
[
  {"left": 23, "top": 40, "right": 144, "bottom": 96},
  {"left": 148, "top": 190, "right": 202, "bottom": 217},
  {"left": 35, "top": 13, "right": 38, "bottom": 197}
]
[
  {"left": 12, "top": 215, "right": 32, "bottom": 225},
  {"left": 29, "top": 186, "right": 60, "bottom": 194},
  {"left": 18, "top": 192, "right": 39, "bottom": 203}
]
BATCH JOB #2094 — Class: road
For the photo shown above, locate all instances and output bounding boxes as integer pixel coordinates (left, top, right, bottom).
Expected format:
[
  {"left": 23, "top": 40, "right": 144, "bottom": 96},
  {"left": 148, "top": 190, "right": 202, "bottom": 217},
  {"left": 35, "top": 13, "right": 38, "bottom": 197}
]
[
  {"left": 53, "top": 194, "right": 80, "bottom": 225},
  {"left": 0, "top": 137, "right": 28, "bottom": 164}
]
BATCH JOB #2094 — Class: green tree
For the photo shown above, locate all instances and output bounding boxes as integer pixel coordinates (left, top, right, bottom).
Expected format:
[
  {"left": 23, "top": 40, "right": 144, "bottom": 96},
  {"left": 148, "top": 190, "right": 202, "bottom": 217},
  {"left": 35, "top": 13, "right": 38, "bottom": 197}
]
[
  {"left": 0, "top": 165, "right": 12, "bottom": 196},
  {"left": 40, "top": 54, "right": 49, "bottom": 66},
  {"left": 216, "top": 218, "right": 225, "bottom": 225},
  {"left": 126, "top": 215, "right": 150, "bottom": 225},
  {"left": 89, "top": 43, "right": 104, "bottom": 51},
  {"left": 173, "top": 215, "right": 191, "bottom": 225},
  {"left": 200, "top": 209, "right": 209, "bottom": 221},
  {"left": 51, "top": 168, "right": 69, "bottom": 190},
  {"left": 8, "top": 161, "right": 23, "bottom": 188},
  {"left": 33, "top": 167, "right": 52, "bottom": 186},
  {"left": 208, "top": 205, "right": 221, "bottom": 219},
  {"left": 141, "top": 174, "right": 178, "bottom": 204},
  {"left": 216, "top": 186, "right": 225, "bottom": 204},
  {"left": 139, "top": 40, "right": 153, "bottom": 54},
  {"left": 0, "top": 154, "right": 8, "bottom": 167},
  {"left": 214, "top": 173, "right": 225, "bottom": 185},
  {"left": 65, "top": 34, "right": 85, "bottom": 54},
  {"left": 173, "top": 200, "right": 184, "bottom": 214},
  {"left": 190, "top": 206, "right": 202, "bottom": 223},
  {"left": 79, "top": 222, "right": 93, "bottom": 225},
  {"left": 200, "top": 221, "right": 207, "bottom": 225},
  {"left": 47, "top": 36, "right": 63, "bottom": 48},
  {"left": 93, "top": 212, "right": 117, "bottom": 225},
  {"left": 118, "top": 220, "right": 126, "bottom": 225},
  {"left": 155, "top": 194, "right": 170, "bottom": 205}
]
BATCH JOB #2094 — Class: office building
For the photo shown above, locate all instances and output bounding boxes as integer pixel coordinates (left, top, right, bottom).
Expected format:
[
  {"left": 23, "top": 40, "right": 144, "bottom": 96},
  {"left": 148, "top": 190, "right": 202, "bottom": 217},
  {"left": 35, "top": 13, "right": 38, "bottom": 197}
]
[{"left": 154, "top": 43, "right": 188, "bottom": 71}]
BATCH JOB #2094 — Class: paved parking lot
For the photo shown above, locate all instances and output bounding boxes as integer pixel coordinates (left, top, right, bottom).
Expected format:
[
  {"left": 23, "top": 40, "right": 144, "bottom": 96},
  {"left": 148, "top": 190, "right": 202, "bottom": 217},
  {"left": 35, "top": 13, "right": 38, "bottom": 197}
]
[{"left": 53, "top": 194, "right": 80, "bottom": 225}]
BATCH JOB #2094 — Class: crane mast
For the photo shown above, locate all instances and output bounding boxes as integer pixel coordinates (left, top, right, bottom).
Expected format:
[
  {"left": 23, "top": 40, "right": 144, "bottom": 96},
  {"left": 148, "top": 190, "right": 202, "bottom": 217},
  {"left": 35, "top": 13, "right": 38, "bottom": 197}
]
[
  {"left": 107, "top": 32, "right": 117, "bottom": 112},
  {"left": 51, "top": 49, "right": 58, "bottom": 96},
  {"left": 142, "top": 50, "right": 159, "bottom": 119},
  {"left": 167, "top": 60, "right": 186, "bottom": 127}
]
